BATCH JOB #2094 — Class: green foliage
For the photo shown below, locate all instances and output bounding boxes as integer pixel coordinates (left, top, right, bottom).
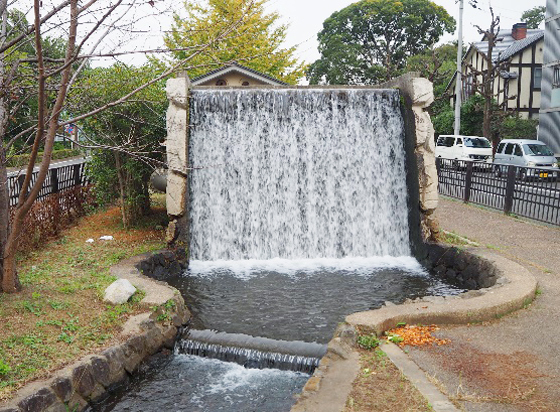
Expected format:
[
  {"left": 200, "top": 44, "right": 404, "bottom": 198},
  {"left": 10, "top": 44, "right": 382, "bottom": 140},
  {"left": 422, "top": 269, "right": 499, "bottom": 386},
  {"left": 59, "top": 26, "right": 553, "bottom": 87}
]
[
  {"left": 432, "top": 108, "right": 455, "bottom": 136},
  {"left": 0, "top": 358, "right": 11, "bottom": 376},
  {"left": 460, "top": 95, "right": 485, "bottom": 136},
  {"left": 3, "top": 9, "right": 76, "bottom": 151},
  {"left": 386, "top": 332, "right": 404, "bottom": 344},
  {"left": 152, "top": 299, "right": 177, "bottom": 323},
  {"left": 357, "top": 334, "right": 380, "bottom": 350},
  {"left": 72, "top": 63, "right": 166, "bottom": 227},
  {"left": 433, "top": 95, "right": 503, "bottom": 138},
  {"left": 499, "top": 116, "right": 538, "bottom": 139},
  {"left": 308, "top": 0, "right": 455, "bottom": 85},
  {"left": 521, "top": 6, "right": 545, "bottom": 29},
  {"left": 406, "top": 43, "right": 459, "bottom": 117},
  {"left": 161, "top": 0, "right": 306, "bottom": 84},
  {"left": 6, "top": 149, "right": 81, "bottom": 167},
  {"left": 406, "top": 43, "right": 457, "bottom": 89}
]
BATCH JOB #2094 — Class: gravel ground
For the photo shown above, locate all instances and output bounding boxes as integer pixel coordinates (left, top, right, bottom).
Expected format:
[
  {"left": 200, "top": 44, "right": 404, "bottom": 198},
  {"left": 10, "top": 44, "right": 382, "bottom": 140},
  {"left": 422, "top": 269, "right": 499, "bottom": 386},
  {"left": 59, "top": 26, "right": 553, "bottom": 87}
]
[{"left": 406, "top": 197, "right": 560, "bottom": 412}]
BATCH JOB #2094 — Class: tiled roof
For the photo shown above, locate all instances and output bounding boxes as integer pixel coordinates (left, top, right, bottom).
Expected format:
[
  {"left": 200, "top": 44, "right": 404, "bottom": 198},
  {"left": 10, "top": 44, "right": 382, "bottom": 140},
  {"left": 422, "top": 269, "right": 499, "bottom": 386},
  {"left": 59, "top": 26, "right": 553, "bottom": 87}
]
[
  {"left": 473, "top": 29, "right": 544, "bottom": 62},
  {"left": 191, "top": 62, "right": 288, "bottom": 86}
]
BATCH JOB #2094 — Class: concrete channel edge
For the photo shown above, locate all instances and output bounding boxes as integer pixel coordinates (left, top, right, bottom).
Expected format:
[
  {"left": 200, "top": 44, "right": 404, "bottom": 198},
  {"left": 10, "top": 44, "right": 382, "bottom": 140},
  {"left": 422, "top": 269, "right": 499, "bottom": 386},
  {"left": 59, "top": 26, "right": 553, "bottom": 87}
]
[{"left": 292, "top": 248, "right": 538, "bottom": 412}]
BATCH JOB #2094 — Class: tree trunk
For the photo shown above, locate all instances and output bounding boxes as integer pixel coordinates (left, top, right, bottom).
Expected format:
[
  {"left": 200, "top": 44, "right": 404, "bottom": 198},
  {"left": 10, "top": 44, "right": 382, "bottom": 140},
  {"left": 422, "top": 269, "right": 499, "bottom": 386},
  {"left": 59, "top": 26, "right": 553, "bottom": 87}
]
[
  {"left": 114, "top": 152, "right": 130, "bottom": 229},
  {"left": 0, "top": 147, "right": 9, "bottom": 292},
  {"left": 2, "top": 0, "right": 78, "bottom": 293}
]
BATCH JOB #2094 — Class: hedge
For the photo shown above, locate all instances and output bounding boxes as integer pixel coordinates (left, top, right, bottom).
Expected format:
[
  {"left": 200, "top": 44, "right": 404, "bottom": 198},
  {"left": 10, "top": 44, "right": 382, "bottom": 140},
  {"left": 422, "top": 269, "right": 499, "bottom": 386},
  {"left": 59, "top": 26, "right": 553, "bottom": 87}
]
[{"left": 7, "top": 149, "right": 82, "bottom": 168}]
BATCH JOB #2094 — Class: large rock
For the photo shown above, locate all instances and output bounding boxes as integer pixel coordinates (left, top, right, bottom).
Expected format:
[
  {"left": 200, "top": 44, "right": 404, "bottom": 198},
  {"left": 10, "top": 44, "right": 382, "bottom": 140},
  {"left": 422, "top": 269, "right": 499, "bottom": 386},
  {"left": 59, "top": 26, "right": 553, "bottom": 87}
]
[{"left": 103, "top": 279, "right": 136, "bottom": 304}]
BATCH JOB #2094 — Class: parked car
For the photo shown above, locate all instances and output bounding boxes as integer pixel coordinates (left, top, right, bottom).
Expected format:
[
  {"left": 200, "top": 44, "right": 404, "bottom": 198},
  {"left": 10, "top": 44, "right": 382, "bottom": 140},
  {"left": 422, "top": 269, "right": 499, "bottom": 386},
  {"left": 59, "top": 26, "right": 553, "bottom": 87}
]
[
  {"left": 435, "top": 135, "right": 493, "bottom": 165},
  {"left": 493, "top": 139, "right": 559, "bottom": 180}
]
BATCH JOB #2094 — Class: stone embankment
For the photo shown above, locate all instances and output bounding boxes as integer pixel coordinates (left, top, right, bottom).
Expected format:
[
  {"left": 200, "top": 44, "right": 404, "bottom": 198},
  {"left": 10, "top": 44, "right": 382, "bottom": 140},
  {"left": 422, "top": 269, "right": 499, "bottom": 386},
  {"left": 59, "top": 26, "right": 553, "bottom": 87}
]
[
  {"left": 292, "top": 245, "right": 538, "bottom": 412},
  {"left": 0, "top": 249, "right": 189, "bottom": 412}
]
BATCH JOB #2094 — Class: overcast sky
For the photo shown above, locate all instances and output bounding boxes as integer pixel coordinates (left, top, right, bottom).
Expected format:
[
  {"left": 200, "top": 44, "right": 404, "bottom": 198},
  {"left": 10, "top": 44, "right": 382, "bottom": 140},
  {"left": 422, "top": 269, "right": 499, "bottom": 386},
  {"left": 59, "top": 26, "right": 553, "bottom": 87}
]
[
  {"left": 82, "top": 0, "right": 544, "bottom": 67},
  {"left": 267, "top": 0, "right": 544, "bottom": 65}
]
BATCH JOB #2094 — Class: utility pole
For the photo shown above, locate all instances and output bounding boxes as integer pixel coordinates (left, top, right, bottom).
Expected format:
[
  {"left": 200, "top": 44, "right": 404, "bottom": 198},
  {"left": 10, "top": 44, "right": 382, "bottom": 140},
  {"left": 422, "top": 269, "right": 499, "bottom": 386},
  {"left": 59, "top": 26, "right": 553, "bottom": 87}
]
[{"left": 454, "top": 0, "right": 464, "bottom": 135}]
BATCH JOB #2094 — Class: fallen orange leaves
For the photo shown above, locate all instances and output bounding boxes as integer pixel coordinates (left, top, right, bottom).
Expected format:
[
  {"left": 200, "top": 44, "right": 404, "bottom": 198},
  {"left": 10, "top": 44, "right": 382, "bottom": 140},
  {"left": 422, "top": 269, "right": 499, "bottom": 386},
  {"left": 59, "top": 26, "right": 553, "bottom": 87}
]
[{"left": 386, "top": 324, "right": 450, "bottom": 347}]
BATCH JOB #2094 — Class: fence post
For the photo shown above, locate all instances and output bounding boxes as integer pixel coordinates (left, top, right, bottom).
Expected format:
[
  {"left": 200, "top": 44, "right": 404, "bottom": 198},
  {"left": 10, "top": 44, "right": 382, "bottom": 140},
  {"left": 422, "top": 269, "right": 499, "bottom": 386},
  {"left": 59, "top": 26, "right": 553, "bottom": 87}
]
[
  {"left": 504, "top": 165, "right": 516, "bottom": 214},
  {"left": 50, "top": 167, "right": 61, "bottom": 235},
  {"left": 463, "top": 162, "right": 473, "bottom": 203},
  {"left": 50, "top": 168, "right": 59, "bottom": 194},
  {"left": 17, "top": 174, "right": 25, "bottom": 192},
  {"left": 73, "top": 163, "right": 82, "bottom": 186}
]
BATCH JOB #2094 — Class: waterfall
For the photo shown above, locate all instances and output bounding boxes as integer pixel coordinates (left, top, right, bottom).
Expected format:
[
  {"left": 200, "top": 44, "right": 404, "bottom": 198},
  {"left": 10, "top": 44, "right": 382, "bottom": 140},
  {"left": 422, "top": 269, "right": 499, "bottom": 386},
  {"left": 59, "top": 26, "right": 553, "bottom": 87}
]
[
  {"left": 189, "top": 88, "right": 410, "bottom": 261},
  {"left": 177, "top": 329, "right": 327, "bottom": 374}
]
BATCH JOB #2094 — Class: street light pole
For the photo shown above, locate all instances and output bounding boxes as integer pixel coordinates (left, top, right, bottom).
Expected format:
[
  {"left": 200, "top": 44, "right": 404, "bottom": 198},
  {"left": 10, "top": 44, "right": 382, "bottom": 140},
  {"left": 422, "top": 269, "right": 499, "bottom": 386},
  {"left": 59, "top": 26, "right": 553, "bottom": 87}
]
[{"left": 454, "top": 0, "right": 464, "bottom": 135}]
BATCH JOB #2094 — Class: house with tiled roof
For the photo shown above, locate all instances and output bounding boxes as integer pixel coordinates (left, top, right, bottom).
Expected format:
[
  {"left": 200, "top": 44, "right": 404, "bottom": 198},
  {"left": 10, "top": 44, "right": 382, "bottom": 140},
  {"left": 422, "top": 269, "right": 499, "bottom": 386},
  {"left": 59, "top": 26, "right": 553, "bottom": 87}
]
[
  {"left": 448, "top": 23, "right": 544, "bottom": 120},
  {"left": 191, "top": 62, "right": 287, "bottom": 87}
]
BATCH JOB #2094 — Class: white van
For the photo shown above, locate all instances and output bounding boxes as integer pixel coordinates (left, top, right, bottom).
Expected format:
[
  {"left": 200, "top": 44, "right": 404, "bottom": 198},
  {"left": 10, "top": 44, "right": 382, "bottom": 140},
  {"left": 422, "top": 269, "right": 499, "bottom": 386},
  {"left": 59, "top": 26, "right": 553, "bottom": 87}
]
[
  {"left": 435, "top": 135, "right": 493, "bottom": 163},
  {"left": 493, "top": 139, "right": 559, "bottom": 179}
]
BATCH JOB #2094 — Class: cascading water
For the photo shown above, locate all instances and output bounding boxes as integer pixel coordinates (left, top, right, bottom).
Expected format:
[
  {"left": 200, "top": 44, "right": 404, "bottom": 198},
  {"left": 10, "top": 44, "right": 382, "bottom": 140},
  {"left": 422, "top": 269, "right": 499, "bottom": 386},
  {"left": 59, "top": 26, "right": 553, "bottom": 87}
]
[
  {"left": 189, "top": 88, "right": 411, "bottom": 261},
  {"left": 89, "top": 88, "right": 465, "bottom": 412},
  {"left": 178, "top": 330, "right": 326, "bottom": 373}
]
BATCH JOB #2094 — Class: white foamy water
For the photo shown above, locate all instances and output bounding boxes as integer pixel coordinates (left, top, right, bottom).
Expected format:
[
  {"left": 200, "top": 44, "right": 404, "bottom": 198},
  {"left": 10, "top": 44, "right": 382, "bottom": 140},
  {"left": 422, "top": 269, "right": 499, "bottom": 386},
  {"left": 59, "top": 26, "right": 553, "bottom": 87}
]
[
  {"left": 200, "top": 356, "right": 306, "bottom": 395},
  {"left": 189, "top": 88, "right": 411, "bottom": 261},
  {"left": 188, "top": 256, "right": 427, "bottom": 279}
]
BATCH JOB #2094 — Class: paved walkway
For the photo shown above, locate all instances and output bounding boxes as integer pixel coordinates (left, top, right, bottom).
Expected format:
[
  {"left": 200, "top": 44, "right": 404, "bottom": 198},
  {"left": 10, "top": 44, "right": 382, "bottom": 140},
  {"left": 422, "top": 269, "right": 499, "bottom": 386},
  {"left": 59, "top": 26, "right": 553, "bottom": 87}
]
[{"left": 406, "top": 197, "right": 560, "bottom": 412}]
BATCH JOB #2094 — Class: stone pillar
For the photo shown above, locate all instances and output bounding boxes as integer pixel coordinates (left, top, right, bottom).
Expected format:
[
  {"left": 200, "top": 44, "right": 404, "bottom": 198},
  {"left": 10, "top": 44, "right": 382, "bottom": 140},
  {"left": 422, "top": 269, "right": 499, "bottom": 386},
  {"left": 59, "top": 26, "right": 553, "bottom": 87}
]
[
  {"left": 408, "top": 77, "right": 439, "bottom": 242},
  {"left": 376, "top": 73, "right": 439, "bottom": 246},
  {"left": 165, "top": 75, "right": 191, "bottom": 248}
]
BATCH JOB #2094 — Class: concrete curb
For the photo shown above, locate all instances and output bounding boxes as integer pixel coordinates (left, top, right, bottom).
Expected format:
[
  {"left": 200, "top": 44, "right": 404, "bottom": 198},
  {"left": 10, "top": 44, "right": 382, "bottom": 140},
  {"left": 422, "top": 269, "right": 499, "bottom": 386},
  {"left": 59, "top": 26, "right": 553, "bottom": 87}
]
[
  {"left": 293, "top": 249, "right": 538, "bottom": 411},
  {"left": 346, "top": 250, "right": 537, "bottom": 333},
  {"left": 381, "top": 342, "right": 459, "bottom": 412}
]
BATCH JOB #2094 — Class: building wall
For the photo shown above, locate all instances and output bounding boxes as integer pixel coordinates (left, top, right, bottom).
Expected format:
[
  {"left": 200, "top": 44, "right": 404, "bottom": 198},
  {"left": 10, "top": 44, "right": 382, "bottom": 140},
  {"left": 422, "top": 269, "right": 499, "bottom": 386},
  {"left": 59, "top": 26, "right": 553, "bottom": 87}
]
[
  {"left": 195, "top": 72, "right": 270, "bottom": 87},
  {"left": 451, "top": 38, "right": 543, "bottom": 122},
  {"left": 538, "top": 0, "right": 560, "bottom": 154}
]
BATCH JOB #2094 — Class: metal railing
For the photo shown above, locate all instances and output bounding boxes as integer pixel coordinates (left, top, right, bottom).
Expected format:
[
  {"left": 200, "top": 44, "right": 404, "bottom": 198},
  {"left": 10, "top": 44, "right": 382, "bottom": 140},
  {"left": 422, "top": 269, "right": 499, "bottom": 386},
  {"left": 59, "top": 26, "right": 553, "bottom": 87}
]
[
  {"left": 7, "top": 160, "right": 89, "bottom": 207},
  {"left": 436, "top": 158, "right": 560, "bottom": 226}
]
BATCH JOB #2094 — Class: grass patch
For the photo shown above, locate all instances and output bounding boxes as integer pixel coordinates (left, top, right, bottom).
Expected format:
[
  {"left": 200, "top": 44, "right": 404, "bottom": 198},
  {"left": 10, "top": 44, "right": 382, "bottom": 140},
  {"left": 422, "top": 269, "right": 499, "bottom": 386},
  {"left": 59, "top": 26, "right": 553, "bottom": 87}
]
[
  {"left": 0, "top": 198, "right": 167, "bottom": 401},
  {"left": 345, "top": 347, "right": 433, "bottom": 411}
]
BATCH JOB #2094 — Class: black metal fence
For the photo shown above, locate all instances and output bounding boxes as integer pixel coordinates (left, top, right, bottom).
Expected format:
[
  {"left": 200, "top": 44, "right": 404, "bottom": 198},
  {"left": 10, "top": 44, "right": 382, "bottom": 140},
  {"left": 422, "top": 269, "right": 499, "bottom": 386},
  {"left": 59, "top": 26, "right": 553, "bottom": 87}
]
[
  {"left": 436, "top": 158, "right": 560, "bottom": 226},
  {"left": 7, "top": 160, "right": 89, "bottom": 207}
]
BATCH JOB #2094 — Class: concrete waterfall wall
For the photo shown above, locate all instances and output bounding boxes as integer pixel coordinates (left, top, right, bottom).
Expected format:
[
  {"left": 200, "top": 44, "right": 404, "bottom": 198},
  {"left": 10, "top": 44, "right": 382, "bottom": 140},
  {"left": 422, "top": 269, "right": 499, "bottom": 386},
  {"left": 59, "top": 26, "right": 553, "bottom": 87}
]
[{"left": 164, "top": 74, "right": 439, "bottom": 251}]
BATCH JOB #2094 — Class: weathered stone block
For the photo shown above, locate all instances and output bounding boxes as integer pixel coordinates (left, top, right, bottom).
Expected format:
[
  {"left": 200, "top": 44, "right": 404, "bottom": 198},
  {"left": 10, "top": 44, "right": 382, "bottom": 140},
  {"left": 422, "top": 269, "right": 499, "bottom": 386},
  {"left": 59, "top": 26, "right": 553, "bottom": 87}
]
[
  {"left": 445, "top": 269, "right": 457, "bottom": 280},
  {"left": 17, "top": 387, "right": 57, "bottom": 412},
  {"left": 43, "top": 401, "right": 67, "bottom": 412},
  {"left": 50, "top": 377, "right": 73, "bottom": 403},
  {"left": 166, "top": 174, "right": 188, "bottom": 217},
  {"left": 90, "top": 356, "right": 111, "bottom": 388},
  {"left": 100, "top": 346, "right": 127, "bottom": 385},
  {"left": 144, "top": 327, "right": 164, "bottom": 356},
  {"left": 121, "top": 335, "right": 148, "bottom": 373},
  {"left": 72, "top": 363, "right": 95, "bottom": 398},
  {"left": 162, "top": 325, "right": 178, "bottom": 349},
  {"left": 65, "top": 393, "right": 88, "bottom": 412}
]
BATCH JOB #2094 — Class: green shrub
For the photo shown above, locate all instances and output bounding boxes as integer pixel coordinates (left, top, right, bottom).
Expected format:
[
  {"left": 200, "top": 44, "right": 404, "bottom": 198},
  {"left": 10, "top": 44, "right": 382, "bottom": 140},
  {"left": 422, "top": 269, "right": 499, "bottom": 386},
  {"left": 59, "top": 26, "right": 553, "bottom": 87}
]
[
  {"left": 499, "top": 116, "right": 538, "bottom": 139},
  {"left": 7, "top": 149, "right": 82, "bottom": 167},
  {"left": 357, "top": 334, "right": 380, "bottom": 350}
]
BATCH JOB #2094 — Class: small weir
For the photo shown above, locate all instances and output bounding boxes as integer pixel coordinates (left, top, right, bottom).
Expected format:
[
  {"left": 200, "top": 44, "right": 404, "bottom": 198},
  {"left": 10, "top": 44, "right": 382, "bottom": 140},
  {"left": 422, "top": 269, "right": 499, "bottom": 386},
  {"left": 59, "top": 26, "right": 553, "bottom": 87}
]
[
  {"left": 92, "top": 88, "right": 463, "bottom": 411},
  {"left": 178, "top": 330, "right": 326, "bottom": 373}
]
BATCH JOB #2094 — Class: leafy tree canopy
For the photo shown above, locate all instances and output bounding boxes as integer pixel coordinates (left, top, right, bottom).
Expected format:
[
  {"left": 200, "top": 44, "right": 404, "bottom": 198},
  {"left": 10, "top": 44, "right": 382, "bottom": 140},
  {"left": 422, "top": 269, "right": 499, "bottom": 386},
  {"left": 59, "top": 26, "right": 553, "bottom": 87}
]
[
  {"left": 405, "top": 42, "right": 458, "bottom": 115},
  {"left": 161, "top": 0, "right": 306, "bottom": 84},
  {"left": 71, "top": 63, "right": 167, "bottom": 227},
  {"left": 521, "top": 6, "right": 545, "bottom": 29},
  {"left": 308, "top": 0, "right": 456, "bottom": 85}
]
